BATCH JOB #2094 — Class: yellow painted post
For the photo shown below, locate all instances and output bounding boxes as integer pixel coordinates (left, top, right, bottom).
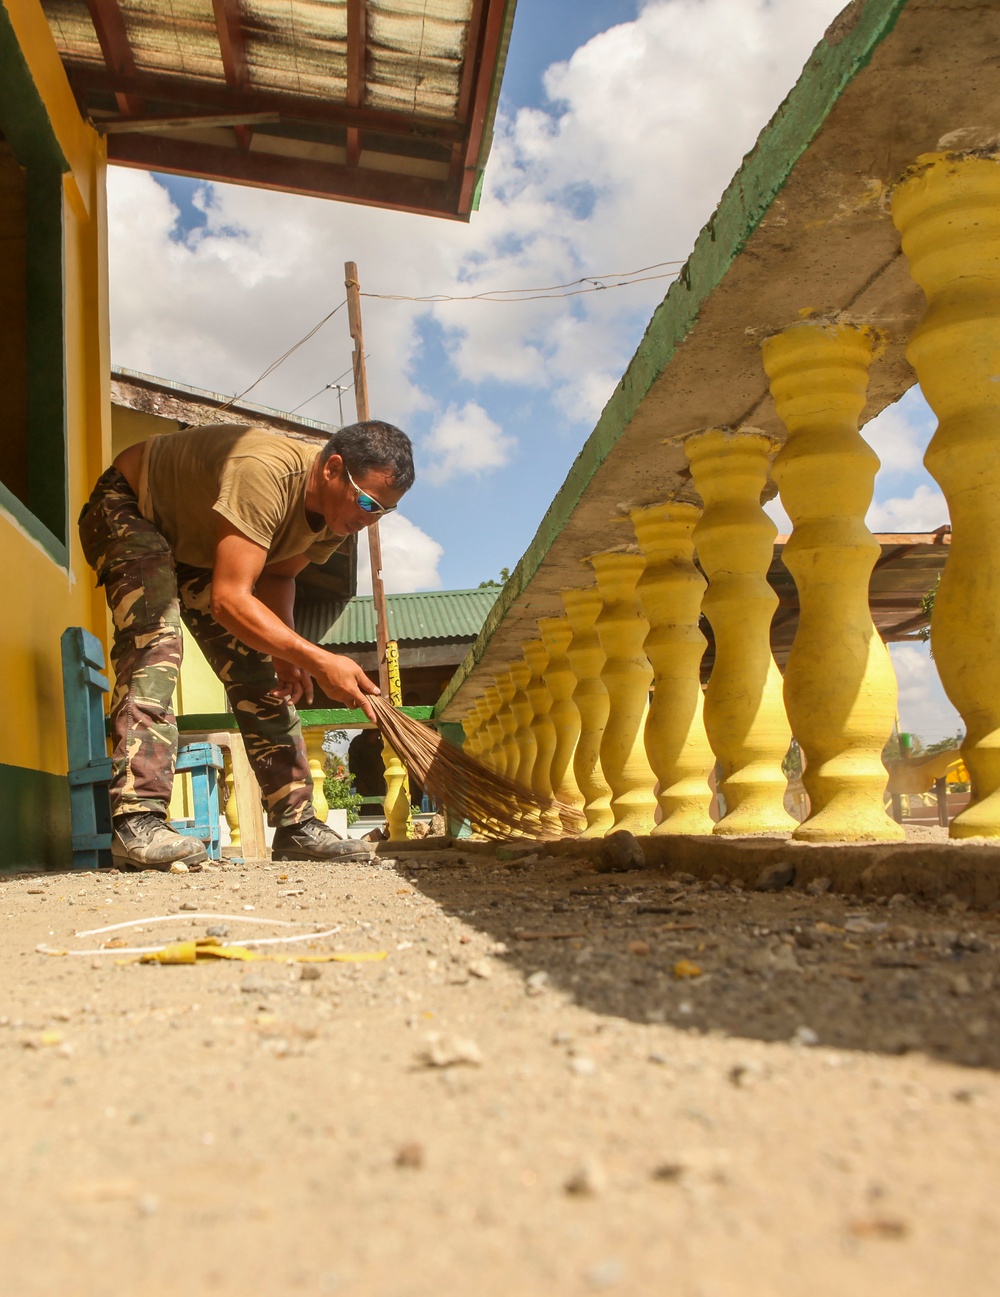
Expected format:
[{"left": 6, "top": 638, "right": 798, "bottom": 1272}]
[
  {"left": 630, "top": 502, "right": 715, "bottom": 835},
  {"left": 588, "top": 551, "right": 657, "bottom": 836},
  {"left": 523, "top": 638, "right": 561, "bottom": 835},
  {"left": 763, "top": 322, "right": 903, "bottom": 842},
  {"left": 303, "top": 728, "right": 330, "bottom": 822},
  {"left": 538, "top": 616, "right": 585, "bottom": 816},
  {"left": 686, "top": 430, "right": 796, "bottom": 835},
  {"left": 892, "top": 152, "right": 1000, "bottom": 837},
  {"left": 464, "top": 699, "right": 485, "bottom": 759},
  {"left": 494, "top": 671, "right": 520, "bottom": 780},
  {"left": 381, "top": 640, "right": 412, "bottom": 841},
  {"left": 562, "top": 587, "right": 614, "bottom": 837}
]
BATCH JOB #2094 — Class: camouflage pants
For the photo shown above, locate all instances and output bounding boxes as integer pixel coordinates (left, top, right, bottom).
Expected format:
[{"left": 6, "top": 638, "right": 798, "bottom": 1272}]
[{"left": 78, "top": 466, "right": 314, "bottom": 826}]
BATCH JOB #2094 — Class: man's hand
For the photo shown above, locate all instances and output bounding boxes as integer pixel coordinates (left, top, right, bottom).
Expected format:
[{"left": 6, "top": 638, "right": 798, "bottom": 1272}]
[
  {"left": 314, "top": 654, "right": 381, "bottom": 721},
  {"left": 270, "top": 658, "right": 314, "bottom": 707}
]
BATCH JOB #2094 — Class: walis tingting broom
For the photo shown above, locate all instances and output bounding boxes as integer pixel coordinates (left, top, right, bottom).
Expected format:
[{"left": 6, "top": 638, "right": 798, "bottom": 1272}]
[{"left": 369, "top": 696, "right": 586, "bottom": 841}]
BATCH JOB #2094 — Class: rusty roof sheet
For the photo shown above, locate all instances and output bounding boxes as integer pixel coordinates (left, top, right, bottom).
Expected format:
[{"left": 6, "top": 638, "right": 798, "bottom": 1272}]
[{"left": 41, "top": 0, "right": 515, "bottom": 219}]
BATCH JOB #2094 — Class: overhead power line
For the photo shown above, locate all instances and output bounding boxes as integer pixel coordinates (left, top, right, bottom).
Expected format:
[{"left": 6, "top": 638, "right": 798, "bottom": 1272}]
[{"left": 360, "top": 259, "right": 686, "bottom": 304}]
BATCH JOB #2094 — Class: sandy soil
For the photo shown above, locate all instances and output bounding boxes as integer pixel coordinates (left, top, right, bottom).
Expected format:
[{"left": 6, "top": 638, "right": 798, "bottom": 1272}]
[{"left": 1, "top": 843, "right": 998, "bottom": 1297}]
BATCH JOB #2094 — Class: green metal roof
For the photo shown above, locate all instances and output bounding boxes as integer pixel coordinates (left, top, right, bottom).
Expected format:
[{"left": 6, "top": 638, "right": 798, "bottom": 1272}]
[{"left": 298, "top": 588, "right": 498, "bottom": 649}]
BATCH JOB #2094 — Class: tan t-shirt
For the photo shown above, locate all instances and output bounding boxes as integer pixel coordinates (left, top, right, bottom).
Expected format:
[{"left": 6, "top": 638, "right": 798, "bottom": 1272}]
[{"left": 139, "top": 424, "right": 346, "bottom": 569}]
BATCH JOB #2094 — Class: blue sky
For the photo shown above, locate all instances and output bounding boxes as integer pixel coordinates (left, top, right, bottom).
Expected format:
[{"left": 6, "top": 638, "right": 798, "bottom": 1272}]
[{"left": 105, "top": 0, "right": 960, "bottom": 742}]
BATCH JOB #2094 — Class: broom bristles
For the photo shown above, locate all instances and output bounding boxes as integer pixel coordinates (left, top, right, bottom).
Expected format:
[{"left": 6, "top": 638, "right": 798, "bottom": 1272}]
[{"left": 370, "top": 696, "right": 585, "bottom": 840}]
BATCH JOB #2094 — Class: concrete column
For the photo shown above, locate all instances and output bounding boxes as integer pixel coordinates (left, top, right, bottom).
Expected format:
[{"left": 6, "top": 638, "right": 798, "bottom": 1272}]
[
  {"left": 630, "top": 502, "right": 714, "bottom": 835},
  {"left": 562, "top": 588, "right": 614, "bottom": 837},
  {"left": 494, "top": 670, "right": 520, "bottom": 780},
  {"left": 686, "top": 429, "right": 795, "bottom": 835},
  {"left": 523, "top": 638, "right": 561, "bottom": 835},
  {"left": 538, "top": 616, "right": 585, "bottom": 816},
  {"left": 892, "top": 152, "right": 1000, "bottom": 837},
  {"left": 763, "top": 322, "right": 902, "bottom": 842},
  {"left": 303, "top": 728, "right": 329, "bottom": 821},
  {"left": 588, "top": 550, "right": 657, "bottom": 836}
]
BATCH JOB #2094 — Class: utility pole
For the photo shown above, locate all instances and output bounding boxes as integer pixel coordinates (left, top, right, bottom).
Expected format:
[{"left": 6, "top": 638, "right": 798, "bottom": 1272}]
[{"left": 344, "top": 260, "right": 390, "bottom": 699}]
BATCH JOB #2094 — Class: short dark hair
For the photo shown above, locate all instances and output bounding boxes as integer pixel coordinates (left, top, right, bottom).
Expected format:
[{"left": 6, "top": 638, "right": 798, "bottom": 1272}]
[{"left": 320, "top": 420, "right": 414, "bottom": 492}]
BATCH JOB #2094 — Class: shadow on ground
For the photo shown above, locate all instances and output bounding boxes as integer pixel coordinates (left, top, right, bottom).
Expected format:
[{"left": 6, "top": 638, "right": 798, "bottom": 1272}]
[{"left": 384, "top": 843, "right": 1000, "bottom": 1071}]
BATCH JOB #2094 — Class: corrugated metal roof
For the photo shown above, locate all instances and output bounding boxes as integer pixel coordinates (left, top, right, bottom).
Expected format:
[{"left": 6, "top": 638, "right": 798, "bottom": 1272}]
[
  {"left": 298, "top": 587, "right": 497, "bottom": 647},
  {"left": 41, "top": 1, "right": 515, "bottom": 220}
]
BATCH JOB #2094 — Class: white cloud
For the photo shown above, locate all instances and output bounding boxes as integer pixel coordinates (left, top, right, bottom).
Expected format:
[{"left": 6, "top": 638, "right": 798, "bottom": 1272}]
[
  {"left": 422, "top": 402, "right": 516, "bottom": 484},
  {"left": 863, "top": 399, "right": 932, "bottom": 476},
  {"left": 867, "top": 484, "right": 949, "bottom": 533},
  {"left": 355, "top": 513, "right": 444, "bottom": 595},
  {"left": 888, "top": 642, "right": 963, "bottom": 744}
]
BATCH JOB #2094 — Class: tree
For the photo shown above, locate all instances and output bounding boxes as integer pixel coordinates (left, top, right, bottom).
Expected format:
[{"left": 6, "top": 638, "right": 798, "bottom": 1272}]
[{"left": 478, "top": 566, "right": 511, "bottom": 589}]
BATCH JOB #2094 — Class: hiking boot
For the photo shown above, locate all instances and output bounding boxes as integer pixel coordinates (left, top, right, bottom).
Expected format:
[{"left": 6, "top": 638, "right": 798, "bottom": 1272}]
[
  {"left": 111, "top": 812, "right": 207, "bottom": 871},
  {"left": 272, "top": 817, "right": 371, "bottom": 863}
]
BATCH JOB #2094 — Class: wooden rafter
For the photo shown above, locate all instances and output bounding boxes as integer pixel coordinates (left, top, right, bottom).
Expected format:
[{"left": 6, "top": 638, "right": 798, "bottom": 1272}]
[
  {"left": 107, "top": 133, "right": 463, "bottom": 220},
  {"left": 211, "top": 0, "right": 253, "bottom": 149},
  {"left": 67, "top": 65, "right": 464, "bottom": 144},
  {"left": 346, "top": 0, "right": 367, "bottom": 166},
  {"left": 85, "top": 0, "right": 143, "bottom": 116},
  {"left": 457, "top": 0, "right": 509, "bottom": 212}
]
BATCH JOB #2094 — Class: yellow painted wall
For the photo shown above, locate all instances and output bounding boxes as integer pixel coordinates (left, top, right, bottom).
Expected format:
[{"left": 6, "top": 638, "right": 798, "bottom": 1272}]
[{"left": 0, "top": 1, "right": 109, "bottom": 782}]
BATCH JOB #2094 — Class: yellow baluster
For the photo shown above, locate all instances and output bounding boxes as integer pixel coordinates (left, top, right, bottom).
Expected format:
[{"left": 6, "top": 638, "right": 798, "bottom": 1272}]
[
  {"left": 763, "top": 322, "right": 902, "bottom": 842},
  {"left": 465, "top": 698, "right": 486, "bottom": 760},
  {"left": 686, "top": 429, "right": 795, "bottom": 835},
  {"left": 303, "top": 727, "right": 329, "bottom": 822},
  {"left": 508, "top": 657, "right": 541, "bottom": 835},
  {"left": 483, "top": 684, "right": 505, "bottom": 773},
  {"left": 562, "top": 587, "right": 614, "bottom": 837},
  {"left": 523, "top": 638, "right": 561, "bottom": 835},
  {"left": 892, "top": 152, "right": 1000, "bottom": 837},
  {"left": 381, "top": 640, "right": 412, "bottom": 841},
  {"left": 587, "top": 550, "right": 657, "bottom": 836},
  {"left": 630, "top": 502, "right": 714, "bottom": 835},
  {"left": 494, "top": 670, "right": 520, "bottom": 780},
  {"left": 537, "top": 616, "right": 585, "bottom": 816},
  {"left": 223, "top": 748, "right": 240, "bottom": 851}
]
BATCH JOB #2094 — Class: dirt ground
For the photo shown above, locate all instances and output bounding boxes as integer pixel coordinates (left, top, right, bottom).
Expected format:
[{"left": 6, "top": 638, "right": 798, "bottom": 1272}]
[{"left": 2, "top": 837, "right": 998, "bottom": 1297}]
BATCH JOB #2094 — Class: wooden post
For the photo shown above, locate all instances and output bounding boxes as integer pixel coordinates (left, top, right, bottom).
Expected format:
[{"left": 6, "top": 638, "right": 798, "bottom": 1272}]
[{"left": 345, "top": 260, "right": 390, "bottom": 698}]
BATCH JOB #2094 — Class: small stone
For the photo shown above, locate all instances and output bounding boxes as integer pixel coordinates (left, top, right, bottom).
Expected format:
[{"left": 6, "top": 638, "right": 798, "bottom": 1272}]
[
  {"left": 744, "top": 945, "right": 800, "bottom": 974},
  {"left": 564, "top": 1158, "right": 606, "bottom": 1197},
  {"left": 585, "top": 1259, "right": 624, "bottom": 1290},
  {"left": 650, "top": 1162, "right": 685, "bottom": 1183},
  {"left": 178, "top": 901, "right": 199, "bottom": 912},
  {"left": 806, "top": 876, "right": 832, "bottom": 896},
  {"left": 949, "top": 972, "right": 973, "bottom": 996},
  {"left": 300, "top": 965, "right": 322, "bottom": 982},
  {"left": 648, "top": 1050, "right": 670, "bottom": 1065},
  {"left": 394, "top": 1141, "right": 425, "bottom": 1169},
  {"left": 525, "top": 970, "right": 550, "bottom": 996},
  {"left": 240, "top": 972, "right": 282, "bottom": 996},
  {"left": 627, "top": 940, "right": 650, "bottom": 957},
  {"left": 416, "top": 1033, "right": 483, "bottom": 1068},
  {"left": 169, "top": 862, "right": 189, "bottom": 874},
  {"left": 792, "top": 1025, "right": 819, "bottom": 1047},
  {"left": 569, "top": 1055, "right": 598, "bottom": 1077},
  {"left": 672, "top": 959, "right": 702, "bottom": 979},
  {"left": 206, "top": 925, "right": 229, "bottom": 939},
  {"left": 600, "top": 831, "right": 645, "bottom": 873},
  {"left": 887, "top": 893, "right": 909, "bottom": 908},
  {"left": 754, "top": 863, "right": 796, "bottom": 892},
  {"left": 467, "top": 959, "right": 492, "bottom": 980}
]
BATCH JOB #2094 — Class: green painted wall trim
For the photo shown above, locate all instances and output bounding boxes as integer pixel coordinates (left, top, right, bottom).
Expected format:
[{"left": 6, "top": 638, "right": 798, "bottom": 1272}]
[
  {"left": 175, "top": 705, "right": 435, "bottom": 732},
  {"left": 435, "top": 0, "right": 910, "bottom": 720},
  {"left": 0, "top": 4, "right": 70, "bottom": 552},
  {"left": 0, "top": 477, "right": 69, "bottom": 564},
  {"left": 0, "top": 6, "right": 71, "bottom": 175},
  {"left": 0, "top": 762, "right": 71, "bottom": 872}
]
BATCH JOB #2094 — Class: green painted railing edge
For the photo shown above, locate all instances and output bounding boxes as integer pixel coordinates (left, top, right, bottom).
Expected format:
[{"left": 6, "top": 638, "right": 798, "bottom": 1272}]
[
  {"left": 175, "top": 705, "right": 435, "bottom": 731},
  {"left": 433, "top": 0, "right": 910, "bottom": 721}
]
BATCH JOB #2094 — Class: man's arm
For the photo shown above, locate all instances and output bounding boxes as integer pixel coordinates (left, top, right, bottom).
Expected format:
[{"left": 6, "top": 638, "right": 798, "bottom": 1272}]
[{"left": 210, "top": 519, "right": 379, "bottom": 718}]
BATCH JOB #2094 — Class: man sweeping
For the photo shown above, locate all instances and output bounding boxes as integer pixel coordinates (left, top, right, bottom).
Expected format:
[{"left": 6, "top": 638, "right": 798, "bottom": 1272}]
[{"left": 78, "top": 420, "right": 413, "bottom": 870}]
